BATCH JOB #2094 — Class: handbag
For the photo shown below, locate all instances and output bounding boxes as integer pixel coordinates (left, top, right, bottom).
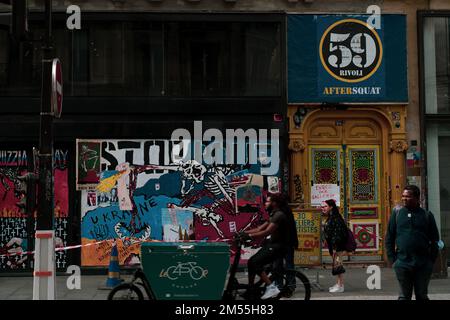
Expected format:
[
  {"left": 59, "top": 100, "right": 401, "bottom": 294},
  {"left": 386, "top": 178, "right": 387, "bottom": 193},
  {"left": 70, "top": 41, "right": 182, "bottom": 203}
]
[
  {"left": 345, "top": 228, "right": 357, "bottom": 253},
  {"left": 332, "top": 252, "right": 346, "bottom": 276}
]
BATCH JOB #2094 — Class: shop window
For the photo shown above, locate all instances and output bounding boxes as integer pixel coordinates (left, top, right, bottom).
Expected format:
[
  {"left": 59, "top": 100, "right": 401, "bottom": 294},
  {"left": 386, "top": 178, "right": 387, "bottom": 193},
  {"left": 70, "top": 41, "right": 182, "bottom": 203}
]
[
  {"left": 0, "top": 21, "right": 70, "bottom": 96},
  {"left": 424, "top": 17, "right": 450, "bottom": 114},
  {"left": 168, "top": 21, "right": 280, "bottom": 96},
  {"left": 244, "top": 23, "right": 280, "bottom": 96},
  {"left": 72, "top": 21, "right": 164, "bottom": 96},
  {"left": 0, "top": 18, "right": 280, "bottom": 98},
  {"left": 0, "top": 29, "right": 7, "bottom": 87},
  {"left": 426, "top": 123, "right": 450, "bottom": 254}
]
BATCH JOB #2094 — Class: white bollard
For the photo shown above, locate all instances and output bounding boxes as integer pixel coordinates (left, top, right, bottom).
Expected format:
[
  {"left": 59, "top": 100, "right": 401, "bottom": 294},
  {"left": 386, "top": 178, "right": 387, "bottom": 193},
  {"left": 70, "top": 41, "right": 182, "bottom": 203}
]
[{"left": 33, "top": 230, "right": 56, "bottom": 300}]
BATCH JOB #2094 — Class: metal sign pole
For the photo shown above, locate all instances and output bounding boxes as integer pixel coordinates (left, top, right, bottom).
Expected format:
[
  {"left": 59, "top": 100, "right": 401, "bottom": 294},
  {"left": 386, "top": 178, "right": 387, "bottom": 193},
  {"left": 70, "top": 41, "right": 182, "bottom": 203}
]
[{"left": 33, "top": 0, "right": 55, "bottom": 300}]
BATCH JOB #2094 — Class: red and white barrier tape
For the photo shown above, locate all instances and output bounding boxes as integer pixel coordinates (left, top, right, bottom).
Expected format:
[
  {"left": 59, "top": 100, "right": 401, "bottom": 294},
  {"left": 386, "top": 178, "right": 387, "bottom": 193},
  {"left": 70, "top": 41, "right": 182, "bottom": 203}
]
[
  {"left": 0, "top": 238, "right": 231, "bottom": 259},
  {"left": 0, "top": 239, "right": 107, "bottom": 258}
]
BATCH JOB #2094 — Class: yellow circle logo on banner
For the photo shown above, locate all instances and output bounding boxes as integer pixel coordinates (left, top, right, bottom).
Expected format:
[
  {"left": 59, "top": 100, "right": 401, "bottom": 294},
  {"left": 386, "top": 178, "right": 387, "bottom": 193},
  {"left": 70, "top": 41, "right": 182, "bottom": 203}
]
[{"left": 319, "top": 19, "right": 383, "bottom": 83}]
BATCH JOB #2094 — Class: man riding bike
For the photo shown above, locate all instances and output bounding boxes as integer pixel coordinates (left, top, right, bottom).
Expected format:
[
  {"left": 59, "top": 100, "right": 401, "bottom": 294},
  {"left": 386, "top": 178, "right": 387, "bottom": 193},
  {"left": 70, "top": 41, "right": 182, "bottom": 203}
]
[{"left": 242, "top": 193, "right": 292, "bottom": 300}]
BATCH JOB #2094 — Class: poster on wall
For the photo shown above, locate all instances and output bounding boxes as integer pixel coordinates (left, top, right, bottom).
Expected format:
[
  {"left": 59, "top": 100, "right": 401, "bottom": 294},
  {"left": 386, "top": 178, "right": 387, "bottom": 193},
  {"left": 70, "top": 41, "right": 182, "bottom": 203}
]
[
  {"left": 162, "top": 207, "right": 194, "bottom": 241},
  {"left": 288, "top": 14, "right": 408, "bottom": 103},
  {"left": 311, "top": 184, "right": 340, "bottom": 207},
  {"left": 78, "top": 139, "right": 278, "bottom": 266},
  {"left": 76, "top": 140, "right": 101, "bottom": 190},
  {"left": 294, "top": 211, "right": 322, "bottom": 266}
]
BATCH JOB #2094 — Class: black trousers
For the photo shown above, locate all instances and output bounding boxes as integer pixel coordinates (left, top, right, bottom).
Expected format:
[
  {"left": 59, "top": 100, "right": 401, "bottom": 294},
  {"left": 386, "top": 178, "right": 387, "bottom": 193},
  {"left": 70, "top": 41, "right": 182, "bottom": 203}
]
[
  {"left": 273, "top": 247, "right": 296, "bottom": 287},
  {"left": 394, "top": 261, "right": 433, "bottom": 300},
  {"left": 248, "top": 244, "right": 285, "bottom": 276}
]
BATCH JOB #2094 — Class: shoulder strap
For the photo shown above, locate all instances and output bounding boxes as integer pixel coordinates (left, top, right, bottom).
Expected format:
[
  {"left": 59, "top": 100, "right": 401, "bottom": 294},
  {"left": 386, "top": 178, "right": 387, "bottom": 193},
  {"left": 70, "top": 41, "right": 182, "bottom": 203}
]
[
  {"left": 394, "top": 206, "right": 401, "bottom": 227},
  {"left": 396, "top": 207, "right": 431, "bottom": 226},
  {"left": 425, "top": 210, "right": 431, "bottom": 228}
]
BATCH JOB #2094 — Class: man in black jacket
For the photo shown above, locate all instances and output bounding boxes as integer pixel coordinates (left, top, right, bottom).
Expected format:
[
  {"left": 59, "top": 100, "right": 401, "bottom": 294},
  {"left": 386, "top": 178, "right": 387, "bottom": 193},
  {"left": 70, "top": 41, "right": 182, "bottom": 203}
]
[{"left": 385, "top": 185, "right": 440, "bottom": 300}]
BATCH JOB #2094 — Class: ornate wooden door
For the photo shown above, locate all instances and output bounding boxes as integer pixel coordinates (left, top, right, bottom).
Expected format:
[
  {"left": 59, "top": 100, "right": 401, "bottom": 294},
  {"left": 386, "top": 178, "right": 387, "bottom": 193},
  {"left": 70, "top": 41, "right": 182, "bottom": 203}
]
[{"left": 309, "top": 144, "right": 383, "bottom": 259}]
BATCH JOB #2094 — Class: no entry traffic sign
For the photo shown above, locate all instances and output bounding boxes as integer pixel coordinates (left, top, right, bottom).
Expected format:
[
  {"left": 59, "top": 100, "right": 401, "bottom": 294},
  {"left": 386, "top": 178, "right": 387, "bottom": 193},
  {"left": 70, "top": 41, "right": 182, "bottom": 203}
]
[{"left": 51, "top": 58, "right": 62, "bottom": 118}]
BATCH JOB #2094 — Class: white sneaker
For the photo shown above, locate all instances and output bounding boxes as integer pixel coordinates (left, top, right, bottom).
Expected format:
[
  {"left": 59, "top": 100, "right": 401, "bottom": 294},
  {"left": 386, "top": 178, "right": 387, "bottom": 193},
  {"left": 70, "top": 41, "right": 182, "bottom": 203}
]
[
  {"left": 261, "top": 283, "right": 281, "bottom": 300},
  {"left": 329, "top": 285, "right": 344, "bottom": 293},
  {"left": 328, "top": 284, "right": 339, "bottom": 291}
]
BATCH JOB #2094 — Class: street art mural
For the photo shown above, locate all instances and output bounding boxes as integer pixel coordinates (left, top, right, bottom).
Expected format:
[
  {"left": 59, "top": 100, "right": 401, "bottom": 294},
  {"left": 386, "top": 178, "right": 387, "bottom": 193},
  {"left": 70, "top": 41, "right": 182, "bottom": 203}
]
[
  {"left": 0, "top": 148, "right": 70, "bottom": 271},
  {"left": 0, "top": 149, "right": 30, "bottom": 270},
  {"left": 78, "top": 139, "right": 280, "bottom": 266},
  {"left": 53, "top": 149, "right": 70, "bottom": 270}
]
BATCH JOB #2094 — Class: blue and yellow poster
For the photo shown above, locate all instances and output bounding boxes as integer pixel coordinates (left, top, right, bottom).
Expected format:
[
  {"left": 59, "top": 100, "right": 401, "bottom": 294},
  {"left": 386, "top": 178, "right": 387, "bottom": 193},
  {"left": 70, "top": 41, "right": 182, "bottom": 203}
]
[{"left": 288, "top": 14, "right": 408, "bottom": 103}]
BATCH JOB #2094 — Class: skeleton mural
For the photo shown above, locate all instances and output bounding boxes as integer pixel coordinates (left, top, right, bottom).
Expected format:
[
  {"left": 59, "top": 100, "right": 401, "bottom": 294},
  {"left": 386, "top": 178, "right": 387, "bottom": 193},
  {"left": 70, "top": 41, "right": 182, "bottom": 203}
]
[
  {"left": 177, "top": 161, "right": 236, "bottom": 206},
  {"left": 96, "top": 161, "right": 237, "bottom": 240},
  {"left": 158, "top": 161, "right": 238, "bottom": 238},
  {"left": 168, "top": 201, "right": 224, "bottom": 238},
  {"left": 79, "top": 139, "right": 279, "bottom": 267}
]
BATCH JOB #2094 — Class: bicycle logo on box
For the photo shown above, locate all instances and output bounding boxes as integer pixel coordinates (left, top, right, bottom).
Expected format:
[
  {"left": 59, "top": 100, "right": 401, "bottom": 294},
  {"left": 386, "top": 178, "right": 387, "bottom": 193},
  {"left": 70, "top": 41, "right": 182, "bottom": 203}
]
[{"left": 160, "top": 261, "right": 209, "bottom": 282}]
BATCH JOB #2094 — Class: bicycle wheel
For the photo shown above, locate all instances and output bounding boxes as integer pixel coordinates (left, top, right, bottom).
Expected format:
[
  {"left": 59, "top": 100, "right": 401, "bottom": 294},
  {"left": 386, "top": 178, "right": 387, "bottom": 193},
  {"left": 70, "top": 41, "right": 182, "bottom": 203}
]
[
  {"left": 274, "top": 270, "right": 311, "bottom": 300},
  {"left": 165, "top": 266, "right": 179, "bottom": 280},
  {"left": 107, "top": 283, "right": 144, "bottom": 300},
  {"left": 190, "top": 266, "right": 206, "bottom": 280}
]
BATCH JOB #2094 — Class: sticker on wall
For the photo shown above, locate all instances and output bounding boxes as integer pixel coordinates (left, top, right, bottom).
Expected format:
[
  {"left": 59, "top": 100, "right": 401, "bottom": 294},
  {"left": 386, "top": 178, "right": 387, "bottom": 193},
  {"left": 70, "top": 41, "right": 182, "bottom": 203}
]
[
  {"left": 267, "top": 176, "right": 280, "bottom": 194},
  {"left": 350, "top": 221, "right": 379, "bottom": 251},
  {"left": 226, "top": 170, "right": 250, "bottom": 187},
  {"left": 407, "top": 176, "right": 421, "bottom": 190},
  {"left": 229, "top": 221, "right": 237, "bottom": 233},
  {"left": 161, "top": 208, "right": 194, "bottom": 242}
]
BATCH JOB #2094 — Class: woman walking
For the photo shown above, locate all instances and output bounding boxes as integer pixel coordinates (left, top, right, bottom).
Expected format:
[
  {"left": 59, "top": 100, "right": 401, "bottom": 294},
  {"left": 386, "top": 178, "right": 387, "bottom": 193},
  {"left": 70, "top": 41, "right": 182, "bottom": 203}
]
[{"left": 322, "top": 199, "right": 348, "bottom": 293}]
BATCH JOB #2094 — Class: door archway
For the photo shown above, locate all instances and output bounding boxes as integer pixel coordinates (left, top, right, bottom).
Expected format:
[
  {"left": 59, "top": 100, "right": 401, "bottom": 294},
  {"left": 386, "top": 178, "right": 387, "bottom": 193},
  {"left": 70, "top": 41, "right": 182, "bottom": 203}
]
[{"left": 288, "top": 106, "right": 408, "bottom": 261}]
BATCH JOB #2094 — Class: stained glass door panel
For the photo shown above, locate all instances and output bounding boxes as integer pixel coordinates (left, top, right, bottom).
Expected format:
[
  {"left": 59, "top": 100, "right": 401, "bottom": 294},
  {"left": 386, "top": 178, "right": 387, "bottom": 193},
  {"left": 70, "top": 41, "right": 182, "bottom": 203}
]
[
  {"left": 347, "top": 146, "right": 382, "bottom": 255},
  {"left": 311, "top": 148, "right": 340, "bottom": 185}
]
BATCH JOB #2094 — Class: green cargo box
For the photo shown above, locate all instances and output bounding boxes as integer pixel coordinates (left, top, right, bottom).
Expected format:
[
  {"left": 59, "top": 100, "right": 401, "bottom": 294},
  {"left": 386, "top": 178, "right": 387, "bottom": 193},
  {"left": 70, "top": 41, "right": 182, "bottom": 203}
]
[{"left": 140, "top": 242, "right": 230, "bottom": 300}]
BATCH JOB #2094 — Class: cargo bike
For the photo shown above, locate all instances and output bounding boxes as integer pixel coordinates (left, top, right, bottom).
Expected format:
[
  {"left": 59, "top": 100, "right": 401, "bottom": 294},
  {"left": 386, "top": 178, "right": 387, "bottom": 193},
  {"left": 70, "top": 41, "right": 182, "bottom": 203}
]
[{"left": 108, "top": 234, "right": 311, "bottom": 300}]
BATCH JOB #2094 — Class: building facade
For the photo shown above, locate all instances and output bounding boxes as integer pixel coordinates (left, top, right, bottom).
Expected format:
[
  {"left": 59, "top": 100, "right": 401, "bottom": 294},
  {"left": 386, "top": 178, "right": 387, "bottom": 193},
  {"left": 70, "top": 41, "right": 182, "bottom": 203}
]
[
  {"left": 0, "top": 0, "right": 449, "bottom": 272},
  {"left": 419, "top": 9, "right": 450, "bottom": 265}
]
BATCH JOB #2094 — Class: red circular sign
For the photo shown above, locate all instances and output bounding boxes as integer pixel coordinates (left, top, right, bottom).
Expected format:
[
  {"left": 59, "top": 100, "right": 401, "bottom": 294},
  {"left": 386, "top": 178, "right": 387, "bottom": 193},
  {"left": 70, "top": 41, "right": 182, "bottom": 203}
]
[{"left": 51, "top": 59, "right": 63, "bottom": 118}]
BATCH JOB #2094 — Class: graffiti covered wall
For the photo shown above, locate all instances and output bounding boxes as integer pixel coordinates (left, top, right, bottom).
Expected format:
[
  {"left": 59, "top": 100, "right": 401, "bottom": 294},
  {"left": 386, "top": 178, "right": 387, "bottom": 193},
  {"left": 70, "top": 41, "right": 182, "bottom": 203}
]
[
  {"left": 54, "top": 149, "right": 70, "bottom": 270},
  {"left": 0, "top": 148, "right": 70, "bottom": 271},
  {"left": 0, "top": 149, "right": 31, "bottom": 270},
  {"left": 77, "top": 139, "right": 280, "bottom": 266}
]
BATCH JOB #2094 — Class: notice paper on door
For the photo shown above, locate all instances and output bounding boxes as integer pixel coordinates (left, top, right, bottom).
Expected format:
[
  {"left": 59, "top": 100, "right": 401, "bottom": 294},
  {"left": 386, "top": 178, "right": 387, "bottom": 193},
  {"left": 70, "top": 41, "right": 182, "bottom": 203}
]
[{"left": 311, "top": 184, "right": 340, "bottom": 207}]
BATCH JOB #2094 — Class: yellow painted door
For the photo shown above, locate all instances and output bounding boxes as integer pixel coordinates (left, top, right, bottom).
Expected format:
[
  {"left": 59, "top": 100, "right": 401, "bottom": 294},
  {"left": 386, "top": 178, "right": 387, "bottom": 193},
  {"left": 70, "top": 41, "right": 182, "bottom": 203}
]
[
  {"left": 310, "top": 144, "right": 383, "bottom": 260},
  {"left": 345, "top": 145, "right": 382, "bottom": 258}
]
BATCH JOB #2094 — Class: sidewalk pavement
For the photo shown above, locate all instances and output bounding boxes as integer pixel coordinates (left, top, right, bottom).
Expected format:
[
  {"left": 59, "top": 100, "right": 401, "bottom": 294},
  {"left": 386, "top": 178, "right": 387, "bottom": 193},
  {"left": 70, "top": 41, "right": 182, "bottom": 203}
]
[
  {"left": 304, "top": 267, "right": 450, "bottom": 300},
  {"left": 0, "top": 267, "right": 449, "bottom": 300}
]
